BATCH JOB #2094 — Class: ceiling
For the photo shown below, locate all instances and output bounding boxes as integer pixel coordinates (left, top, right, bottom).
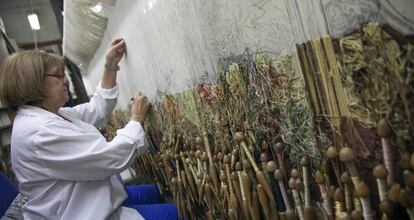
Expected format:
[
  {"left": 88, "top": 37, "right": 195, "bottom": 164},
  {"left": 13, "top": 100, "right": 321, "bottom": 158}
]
[{"left": 0, "top": 0, "right": 63, "bottom": 54}]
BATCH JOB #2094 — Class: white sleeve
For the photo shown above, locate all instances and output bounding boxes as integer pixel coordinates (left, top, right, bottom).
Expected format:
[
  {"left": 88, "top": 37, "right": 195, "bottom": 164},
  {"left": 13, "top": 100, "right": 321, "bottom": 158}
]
[
  {"left": 32, "top": 120, "right": 147, "bottom": 181},
  {"left": 60, "top": 82, "right": 118, "bottom": 128}
]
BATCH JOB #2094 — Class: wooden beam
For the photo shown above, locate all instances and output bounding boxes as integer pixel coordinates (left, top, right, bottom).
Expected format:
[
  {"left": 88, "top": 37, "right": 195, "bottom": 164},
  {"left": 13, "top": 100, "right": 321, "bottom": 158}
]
[{"left": 18, "top": 39, "right": 62, "bottom": 50}]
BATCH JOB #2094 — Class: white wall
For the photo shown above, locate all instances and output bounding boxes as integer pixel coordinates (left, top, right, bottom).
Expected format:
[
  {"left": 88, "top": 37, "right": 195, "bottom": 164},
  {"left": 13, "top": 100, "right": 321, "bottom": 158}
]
[{"left": 79, "top": 0, "right": 412, "bottom": 109}]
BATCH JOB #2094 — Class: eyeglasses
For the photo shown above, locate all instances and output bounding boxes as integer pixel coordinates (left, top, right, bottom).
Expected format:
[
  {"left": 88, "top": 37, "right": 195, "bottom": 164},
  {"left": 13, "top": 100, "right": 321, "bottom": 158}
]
[{"left": 45, "top": 73, "right": 67, "bottom": 82}]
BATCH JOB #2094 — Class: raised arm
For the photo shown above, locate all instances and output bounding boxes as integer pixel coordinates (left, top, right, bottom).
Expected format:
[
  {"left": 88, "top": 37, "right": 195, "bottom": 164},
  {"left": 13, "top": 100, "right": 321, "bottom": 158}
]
[
  {"left": 101, "top": 38, "right": 125, "bottom": 89},
  {"left": 61, "top": 39, "right": 126, "bottom": 127}
]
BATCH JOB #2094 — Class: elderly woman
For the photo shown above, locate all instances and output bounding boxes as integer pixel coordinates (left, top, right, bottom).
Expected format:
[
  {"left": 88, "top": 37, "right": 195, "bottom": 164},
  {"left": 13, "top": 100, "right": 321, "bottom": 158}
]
[{"left": 0, "top": 39, "right": 178, "bottom": 220}]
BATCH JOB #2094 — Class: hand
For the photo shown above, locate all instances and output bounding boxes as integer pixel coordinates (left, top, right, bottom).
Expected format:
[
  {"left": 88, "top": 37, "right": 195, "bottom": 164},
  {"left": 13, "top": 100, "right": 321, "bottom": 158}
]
[
  {"left": 105, "top": 38, "right": 126, "bottom": 66},
  {"left": 130, "top": 92, "right": 151, "bottom": 125}
]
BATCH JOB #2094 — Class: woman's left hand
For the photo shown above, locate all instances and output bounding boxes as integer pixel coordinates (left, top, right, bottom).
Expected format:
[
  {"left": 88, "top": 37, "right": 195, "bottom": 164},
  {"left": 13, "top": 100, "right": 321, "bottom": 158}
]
[{"left": 105, "top": 38, "right": 126, "bottom": 66}]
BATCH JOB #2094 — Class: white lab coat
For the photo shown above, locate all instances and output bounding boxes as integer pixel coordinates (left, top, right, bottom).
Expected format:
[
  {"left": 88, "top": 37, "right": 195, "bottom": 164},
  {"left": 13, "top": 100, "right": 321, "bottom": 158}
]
[{"left": 11, "top": 83, "right": 145, "bottom": 220}]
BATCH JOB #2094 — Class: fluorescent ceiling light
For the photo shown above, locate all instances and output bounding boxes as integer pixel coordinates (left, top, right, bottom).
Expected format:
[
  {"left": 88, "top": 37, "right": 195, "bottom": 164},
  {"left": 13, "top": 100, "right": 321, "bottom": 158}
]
[
  {"left": 91, "top": 2, "right": 102, "bottom": 13},
  {"left": 27, "top": 13, "right": 40, "bottom": 30}
]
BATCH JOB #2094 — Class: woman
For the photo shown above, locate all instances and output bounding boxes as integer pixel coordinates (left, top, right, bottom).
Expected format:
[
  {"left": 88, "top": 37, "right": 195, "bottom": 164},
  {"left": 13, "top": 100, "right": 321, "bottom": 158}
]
[{"left": 0, "top": 39, "right": 177, "bottom": 220}]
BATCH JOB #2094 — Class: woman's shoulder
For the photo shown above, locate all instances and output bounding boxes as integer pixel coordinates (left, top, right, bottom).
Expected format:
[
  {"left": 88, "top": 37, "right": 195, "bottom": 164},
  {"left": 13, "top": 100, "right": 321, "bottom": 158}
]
[{"left": 12, "top": 116, "right": 58, "bottom": 145}]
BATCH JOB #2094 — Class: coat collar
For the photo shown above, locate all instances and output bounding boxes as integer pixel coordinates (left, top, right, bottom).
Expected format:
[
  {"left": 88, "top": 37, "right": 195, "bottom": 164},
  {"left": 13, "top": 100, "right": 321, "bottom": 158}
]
[
  {"left": 18, "top": 105, "right": 74, "bottom": 123},
  {"left": 17, "top": 105, "right": 97, "bottom": 133},
  {"left": 17, "top": 105, "right": 61, "bottom": 119}
]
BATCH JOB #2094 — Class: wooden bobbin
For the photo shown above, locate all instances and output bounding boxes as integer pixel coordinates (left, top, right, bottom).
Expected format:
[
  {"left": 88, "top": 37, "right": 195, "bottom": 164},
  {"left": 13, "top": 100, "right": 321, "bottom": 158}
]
[
  {"left": 355, "top": 182, "right": 374, "bottom": 220},
  {"left": 373, "top": 164, "right": 388, "bottom": 202},
  {"left": 327, "top": 146, "right": 343, "bottom": 188},
  {"left": 340, "top": 172, "right": 353, "bottom": 213},
  {"left": 339, "top": 147, "right": 360, "bottom": 186}
]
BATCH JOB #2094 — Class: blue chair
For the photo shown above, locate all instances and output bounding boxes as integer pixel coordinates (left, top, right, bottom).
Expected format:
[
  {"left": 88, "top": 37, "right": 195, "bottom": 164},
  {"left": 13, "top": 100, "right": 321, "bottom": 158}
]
[
  {"left": 123, "top": 184, "right": 161, "bottom": 206},
  {"left": 123, "top": 184, "right": 179, "bottom": 220},
  {"left": 0, "top": 172, "right": 18, "bottom": 217},
  {"left": 0, "top": 172, "right": 178, "bottom": 219}
]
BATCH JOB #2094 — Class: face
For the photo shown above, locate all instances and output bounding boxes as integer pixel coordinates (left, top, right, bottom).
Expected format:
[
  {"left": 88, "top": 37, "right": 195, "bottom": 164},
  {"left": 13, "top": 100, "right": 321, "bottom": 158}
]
[{"left": 42, "top": 66, "right": 69, "bottom": 110}]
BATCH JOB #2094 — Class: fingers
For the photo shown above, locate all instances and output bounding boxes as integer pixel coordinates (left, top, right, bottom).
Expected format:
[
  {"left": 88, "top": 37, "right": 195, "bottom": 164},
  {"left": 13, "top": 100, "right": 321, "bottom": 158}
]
[
  {"left": 110, "top": 38, "right": 123, "bottom": 46},
  {"left": 137, "top": 96, "right": 148, "bottom": 103},
  {"left": 134, "top": 91, "right": 143, "bottom": 99},
  {"left": 109, "top": 39, "right": 125, "bottom": 53},
  {"left": 115, "top": 40, "right": 126, "bottom": 53},
  {"left": 130, "top": 92, "right": 151, "bottom": 123},
  {"left": 144, "top": 100, "right": 151, "bottom": 109},
  {"left": 132, "top": 92, "right": 150, "bottom": 103},
  {"left": 105, "top": 39, "right": 126, "bottom": 65}
]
